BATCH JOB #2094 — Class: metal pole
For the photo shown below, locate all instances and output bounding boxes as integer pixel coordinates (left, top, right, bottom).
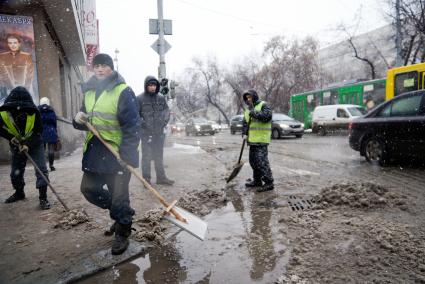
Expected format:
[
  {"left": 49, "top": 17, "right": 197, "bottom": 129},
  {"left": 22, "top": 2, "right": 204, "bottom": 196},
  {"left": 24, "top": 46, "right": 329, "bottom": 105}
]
[
  {"left": 114, "top": 48, "right": 119, "bottom": 72},
  {"left": 395, "top": 0, "right": 403, "bottom": 67},
  {"left": 157, "top": 0, "right": 166, "bottom": 80}
]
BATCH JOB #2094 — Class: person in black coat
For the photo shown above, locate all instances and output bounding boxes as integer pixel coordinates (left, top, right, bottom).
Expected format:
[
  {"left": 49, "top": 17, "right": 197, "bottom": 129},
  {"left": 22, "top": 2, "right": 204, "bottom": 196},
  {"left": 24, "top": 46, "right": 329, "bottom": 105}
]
[
  {"left": 73, "top": 54, "right": 141, "bottom": 255},
  {"left": 0, "top": 86, "right": 51, "bottom": 209},
  {"left": 38, "top": 97, "right": 58, "bottom": 171},
  {"left": 137, "top": 76, "right": 174, "bottom": 185}
]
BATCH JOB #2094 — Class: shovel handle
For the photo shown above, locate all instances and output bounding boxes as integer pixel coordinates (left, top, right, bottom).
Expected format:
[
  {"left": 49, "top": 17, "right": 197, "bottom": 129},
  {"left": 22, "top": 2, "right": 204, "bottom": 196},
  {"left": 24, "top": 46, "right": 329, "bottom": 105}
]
[
  {"left": 22, "top": 151, "right": 70, "bottom": 211},
  {"left": 237, "top": 138, "right": 246, "bottom": 163},
  {"left": 85, "top": 122, "right": 187, "bottom": 223}
]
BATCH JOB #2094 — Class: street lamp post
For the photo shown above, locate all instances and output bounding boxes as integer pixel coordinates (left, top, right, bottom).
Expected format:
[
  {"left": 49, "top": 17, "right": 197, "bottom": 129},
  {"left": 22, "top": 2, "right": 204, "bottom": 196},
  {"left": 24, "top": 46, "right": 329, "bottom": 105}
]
[{"left": 114, "top": 48, "right": 119, "bottom": 72}]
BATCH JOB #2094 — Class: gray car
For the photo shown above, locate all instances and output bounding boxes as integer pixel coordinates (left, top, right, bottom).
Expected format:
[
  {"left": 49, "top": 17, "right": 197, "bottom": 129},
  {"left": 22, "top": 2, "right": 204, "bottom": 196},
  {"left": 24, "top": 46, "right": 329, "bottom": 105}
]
[{"left": 271, "top": 113, "right": 304, "bottom": 139}]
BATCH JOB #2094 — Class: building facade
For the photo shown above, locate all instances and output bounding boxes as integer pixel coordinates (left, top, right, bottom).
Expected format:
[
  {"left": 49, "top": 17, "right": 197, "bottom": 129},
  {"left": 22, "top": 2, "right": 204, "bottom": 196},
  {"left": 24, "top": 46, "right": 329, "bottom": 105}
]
[
  {"left": 0, "top": 0, "right": 92, "bottom": 162},
  {"left": 318, "top": 25, "right": 397, "bottom": 84}
]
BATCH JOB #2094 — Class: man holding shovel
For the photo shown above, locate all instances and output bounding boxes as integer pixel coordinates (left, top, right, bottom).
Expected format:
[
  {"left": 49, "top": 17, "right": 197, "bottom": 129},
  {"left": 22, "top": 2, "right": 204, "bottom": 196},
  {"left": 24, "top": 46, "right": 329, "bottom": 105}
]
[
  {"left": 242, "top": 89, "right": 274, "bottom": 192},
  {"left": 0, "top": 86, "right": 51, "bottom": 209},
  {"left": 73, "top": 53, "right": 141, "bottom": 255}
]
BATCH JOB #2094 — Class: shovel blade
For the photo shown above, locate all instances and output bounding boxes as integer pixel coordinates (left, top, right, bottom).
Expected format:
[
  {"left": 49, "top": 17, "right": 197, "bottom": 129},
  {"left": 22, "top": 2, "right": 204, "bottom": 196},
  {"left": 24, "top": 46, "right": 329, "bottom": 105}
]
[
  {"left": 163, "top": 206, "right": 208, "bottom": 241},
  {"left": 226, "top": 162, "right": 245, "bottom": 183}
]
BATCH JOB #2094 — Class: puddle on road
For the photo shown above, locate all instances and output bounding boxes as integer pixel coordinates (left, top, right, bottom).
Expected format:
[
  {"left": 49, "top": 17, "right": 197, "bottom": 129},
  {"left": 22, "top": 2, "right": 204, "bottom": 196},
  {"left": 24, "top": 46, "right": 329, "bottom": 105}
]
[
  {"left": 79, "top": 189, "right": 290, "bottom": 283},
  {"left": 171, "top": 143, "right": 204, "bottom": 154}
]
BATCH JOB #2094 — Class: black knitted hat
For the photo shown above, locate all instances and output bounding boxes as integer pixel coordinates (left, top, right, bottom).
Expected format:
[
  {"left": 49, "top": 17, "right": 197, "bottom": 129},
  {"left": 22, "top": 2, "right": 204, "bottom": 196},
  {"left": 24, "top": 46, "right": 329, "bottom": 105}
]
[{"left": 92, "top": 53, "right": 114, "bottom": 70}]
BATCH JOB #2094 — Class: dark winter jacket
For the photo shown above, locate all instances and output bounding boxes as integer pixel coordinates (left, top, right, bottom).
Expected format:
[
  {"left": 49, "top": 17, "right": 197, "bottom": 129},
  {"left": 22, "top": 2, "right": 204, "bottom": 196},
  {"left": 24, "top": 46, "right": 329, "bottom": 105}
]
[
  {"left": 73, "top": 71, "right": 141, "bottom": 174},
  {"left": 136, "top": 76, "right": 170, "bottom": 135},
  {"left": 0, "top": 86, "right": 43, "bottom": 149},
  {"left": 38, "top": 104, "right": 58, "bottom": 144},
  {"left": 242, "top": 89, "right": 273, "bottom": 144}
]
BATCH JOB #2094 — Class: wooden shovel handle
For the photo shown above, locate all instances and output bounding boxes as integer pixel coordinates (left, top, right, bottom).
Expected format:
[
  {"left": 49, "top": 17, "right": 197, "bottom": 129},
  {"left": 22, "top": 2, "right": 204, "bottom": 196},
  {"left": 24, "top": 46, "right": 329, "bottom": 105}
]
[
  {"left": 237, "top": 138, "right": 246, "bottom": 163},
  {"left": 85, "top": 122, "right": 187, "bottom": 223}
]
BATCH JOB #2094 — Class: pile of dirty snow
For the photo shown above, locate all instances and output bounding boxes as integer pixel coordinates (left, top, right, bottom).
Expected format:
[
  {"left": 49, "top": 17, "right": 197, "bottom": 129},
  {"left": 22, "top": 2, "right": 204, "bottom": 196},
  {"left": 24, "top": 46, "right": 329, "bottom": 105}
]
[
  {"left": 133, "top": 209, "right": 167, "bottom": 244},
  {"left": 315, "top": 182, "right": 407, "bottom": 210},
  {"left": 54, "top": 209, "right": 90, "bottom": 229},
  {"left": 177, "top": 189, "right": 227, "bottom": 216}
]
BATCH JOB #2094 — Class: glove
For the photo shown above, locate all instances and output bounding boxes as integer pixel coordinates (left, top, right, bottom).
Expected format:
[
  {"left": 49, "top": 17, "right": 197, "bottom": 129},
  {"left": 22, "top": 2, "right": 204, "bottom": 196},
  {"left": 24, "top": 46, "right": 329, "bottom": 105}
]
[
  {"left": 74, "top": 111, "right": 88, "bottom": 125},
  {"left": 242, "top": 134, "right": 247, "bottom": 140},
  {"left": 10, "top": 137, "right": 20, "bottom": 146},
  {"left": 19, "top": 144, "right": 29, "bottom": 153}
]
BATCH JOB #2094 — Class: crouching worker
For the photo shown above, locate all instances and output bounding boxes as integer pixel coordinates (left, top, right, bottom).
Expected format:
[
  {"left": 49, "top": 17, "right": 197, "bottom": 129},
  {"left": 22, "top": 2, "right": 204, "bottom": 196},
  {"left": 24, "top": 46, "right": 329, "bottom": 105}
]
[
  {"left": 72, "top": 54, "right": 141, "bottom": 255},
  {"left": 0, "top": 86, "right": 51, "bottom": 209},
  {"left": 242, "top": 89, "right": 274, "bottom": 192}
]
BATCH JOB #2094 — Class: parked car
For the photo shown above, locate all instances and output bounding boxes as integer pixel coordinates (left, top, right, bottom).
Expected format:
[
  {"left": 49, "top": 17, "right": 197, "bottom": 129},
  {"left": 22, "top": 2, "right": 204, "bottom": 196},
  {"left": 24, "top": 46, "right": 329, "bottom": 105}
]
[
  {"left": 349, "top": 90, "right": 425, "bottom": 166},
  {"left": 230, "top": 115, "right": 244, "bottom": 134},
  {"left": 185, "top": 118, "right": 215, "bottom": 136},
  {"left": 312, "top": 104, "right": 366, "bottom": 135},
  {"left": 209, "top": 121, "right": 221, "bottom": 133},
  {"left": 170, "top": 122, "right": 184, "bottom": 134},
  {"left": 271, "top": 113, "right": 304, "bottom": 139}
]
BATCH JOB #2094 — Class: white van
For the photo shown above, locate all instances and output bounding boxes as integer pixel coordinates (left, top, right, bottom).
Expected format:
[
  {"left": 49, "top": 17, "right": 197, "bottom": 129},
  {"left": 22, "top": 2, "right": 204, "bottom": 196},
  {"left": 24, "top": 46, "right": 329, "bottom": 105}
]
[{"left": 312, "top": 104, "right": 366, "bottom": 135}]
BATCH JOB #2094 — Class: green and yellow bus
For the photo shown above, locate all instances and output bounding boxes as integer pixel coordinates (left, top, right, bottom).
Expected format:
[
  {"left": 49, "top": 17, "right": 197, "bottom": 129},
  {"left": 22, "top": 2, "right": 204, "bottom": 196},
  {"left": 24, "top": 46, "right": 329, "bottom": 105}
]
[
  {"left": 289, "top": 78, "right": 386, "bottom": 129},
  {"left": 289, "top": 62, "right": 425, "bottom": 129}
]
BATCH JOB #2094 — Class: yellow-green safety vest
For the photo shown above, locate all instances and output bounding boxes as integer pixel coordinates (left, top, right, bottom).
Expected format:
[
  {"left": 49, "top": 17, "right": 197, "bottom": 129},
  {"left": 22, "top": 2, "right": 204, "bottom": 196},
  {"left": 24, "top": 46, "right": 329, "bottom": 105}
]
[
  {"left": 83, "top": 83, "right": 127, "bottom": 152},
  {"left": 244, "top": 101, "right": 272, "bottom": 144},
  {"left": 0, "top": 111, "right": 35, "bottom": 141}
]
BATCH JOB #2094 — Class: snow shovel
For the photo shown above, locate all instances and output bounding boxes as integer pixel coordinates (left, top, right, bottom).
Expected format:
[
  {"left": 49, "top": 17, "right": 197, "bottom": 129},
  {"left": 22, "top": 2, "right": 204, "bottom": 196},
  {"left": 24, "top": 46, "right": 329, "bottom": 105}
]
[
  {"left": 226, "top": 138, "right": 246, "bottom": 183},
  {"left": 21, "top": 149, "right": 70, "bottom": 211},
  {"left": 85, "top": 122, "right": 208, "bottom": 241}
]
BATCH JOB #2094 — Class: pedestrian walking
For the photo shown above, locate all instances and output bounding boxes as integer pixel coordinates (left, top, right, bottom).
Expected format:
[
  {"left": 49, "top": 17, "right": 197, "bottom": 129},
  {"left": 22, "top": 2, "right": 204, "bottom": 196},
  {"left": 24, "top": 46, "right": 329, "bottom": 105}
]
[
  {"left": 0, "top": 86, "right": 51, "bottom": 209},
  {"left": 38, "top": 97, "right": 58, "bottom": 171},
  {"left": 137, "top": 76, "right": 174, "bottom": 185},
  {"left": 242, "top": 89, "right": 274, "bottom": 192},
  {"left": 72, "top": 53, "right": 141, "bottom": 255}
]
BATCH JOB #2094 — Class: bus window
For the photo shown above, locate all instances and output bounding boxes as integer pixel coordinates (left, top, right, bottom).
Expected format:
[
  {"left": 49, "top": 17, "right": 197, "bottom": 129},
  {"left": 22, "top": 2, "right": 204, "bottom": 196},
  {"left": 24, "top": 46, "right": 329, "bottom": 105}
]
[
  {"left": 323, "top": 91, "right": 331, "bottom": 105},
  {"left": 394, "top": 71, "right": 418, "bottom": 96},
  {"left": 363, "top": 82, "right": 385, "bottom": 111},
  {"left": 330, "top": 91, "right": 338, "bottom": 104}
]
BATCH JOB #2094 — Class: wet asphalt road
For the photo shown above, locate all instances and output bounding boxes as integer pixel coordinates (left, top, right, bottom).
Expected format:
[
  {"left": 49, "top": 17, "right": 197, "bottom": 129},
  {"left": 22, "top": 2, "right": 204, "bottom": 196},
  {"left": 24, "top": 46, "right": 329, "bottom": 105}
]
[{"left": 80, "top": 130, "right": 425, "bottom": 284}]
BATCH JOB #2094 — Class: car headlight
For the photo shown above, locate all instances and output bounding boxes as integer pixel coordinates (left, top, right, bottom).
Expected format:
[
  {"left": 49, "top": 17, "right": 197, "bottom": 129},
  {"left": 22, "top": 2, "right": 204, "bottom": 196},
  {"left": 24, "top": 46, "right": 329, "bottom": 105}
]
[
  {"left": 279, "top": 124, "right": 290, "bottom": 129},
  {"left": 301, "top": 123, "right": 304, "bottom": 128},
  {"left": 195, "top": 125, "right": 201, "bottom": 130}
]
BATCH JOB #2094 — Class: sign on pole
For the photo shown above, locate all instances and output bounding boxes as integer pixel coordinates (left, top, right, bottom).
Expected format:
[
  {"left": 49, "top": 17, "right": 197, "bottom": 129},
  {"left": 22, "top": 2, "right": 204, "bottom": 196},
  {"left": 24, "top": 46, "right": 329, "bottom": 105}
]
[
  {"left": 149, "top": 19, "right": 172, "bottom": 35},
  {"left": 151, "top": 39, "right": 172, "bottom": 54}
]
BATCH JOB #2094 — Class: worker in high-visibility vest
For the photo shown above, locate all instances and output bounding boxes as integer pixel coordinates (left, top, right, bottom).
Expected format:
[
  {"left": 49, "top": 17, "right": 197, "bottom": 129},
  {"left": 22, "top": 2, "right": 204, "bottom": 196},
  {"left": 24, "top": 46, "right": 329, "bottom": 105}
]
[
  {"left": 242, "top": 89, "right": 274, "bottom": 192},
  {"left": 0, "top": 86, "right": 51, "bottom": 209},
  {"left": 73, "top": 54, "right": 141, "bottom": 255}
]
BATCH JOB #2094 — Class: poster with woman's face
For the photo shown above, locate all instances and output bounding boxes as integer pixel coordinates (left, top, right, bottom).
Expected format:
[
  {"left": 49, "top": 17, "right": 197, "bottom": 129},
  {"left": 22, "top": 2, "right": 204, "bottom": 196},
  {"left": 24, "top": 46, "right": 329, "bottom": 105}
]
[{"left": 0, "top": 14, "right": 39, "bottom": 105}]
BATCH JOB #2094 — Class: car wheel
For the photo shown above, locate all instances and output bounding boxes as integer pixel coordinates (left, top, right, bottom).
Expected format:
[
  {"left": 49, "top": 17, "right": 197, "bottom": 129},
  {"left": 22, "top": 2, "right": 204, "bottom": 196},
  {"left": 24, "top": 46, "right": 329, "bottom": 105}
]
[
  {"left": 364, "top": 137, "right": 389, "bottom": 166},
  {"left": 272, "top": 128, "right": 280, "bottom": 139},
  {"left": 231, "top": 130, "right": 235, "bottom": 135},
  {"left": 317, "top": 126, "right": 326, "bottom": 136},
  {"left": 210, "top": 131, "right": 215, "bottom": 135},
  {"left": 295, "top": 134, "right": 303, "bottom": 138}
]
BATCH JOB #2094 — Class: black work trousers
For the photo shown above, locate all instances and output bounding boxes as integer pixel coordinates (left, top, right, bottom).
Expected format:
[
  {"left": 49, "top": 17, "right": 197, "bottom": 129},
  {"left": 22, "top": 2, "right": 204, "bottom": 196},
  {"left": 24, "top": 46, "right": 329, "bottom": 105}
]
[
  {"left": 10, "top": 143, "right": 48, "bottom": 190},
  {"left": 80, "top": 171, "right": 134, "bottom": 225},
  {"left": 141, "top": 133, "right": 166, "bottom": 181},
  {"left": 249, "top": 144, "right": 274, "bottom": 185}
]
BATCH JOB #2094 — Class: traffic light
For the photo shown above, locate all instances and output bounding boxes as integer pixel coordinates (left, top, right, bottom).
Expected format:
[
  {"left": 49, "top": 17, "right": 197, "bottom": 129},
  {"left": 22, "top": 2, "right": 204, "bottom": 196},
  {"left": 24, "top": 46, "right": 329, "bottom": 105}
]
[{"left": 160, "top": 78, "right": 169, "bottom": 95}]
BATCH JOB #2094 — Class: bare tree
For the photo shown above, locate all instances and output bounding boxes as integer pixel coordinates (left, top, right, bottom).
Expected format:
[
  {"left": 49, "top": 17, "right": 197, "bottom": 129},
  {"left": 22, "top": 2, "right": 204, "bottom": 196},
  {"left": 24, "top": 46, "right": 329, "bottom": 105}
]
[{"left": 191, "top": 57, "right": 230, "bottom": 125}]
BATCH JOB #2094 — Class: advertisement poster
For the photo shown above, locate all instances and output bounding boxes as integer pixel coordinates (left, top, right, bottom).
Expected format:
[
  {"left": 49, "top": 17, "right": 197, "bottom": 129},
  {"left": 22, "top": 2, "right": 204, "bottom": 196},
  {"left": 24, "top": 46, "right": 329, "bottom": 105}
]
[
  {"left": 0, "top": 14, "right": 39, "bottom": 105},
  {"left": 83, "top": 0, "right": 99, "bottom": 71}
]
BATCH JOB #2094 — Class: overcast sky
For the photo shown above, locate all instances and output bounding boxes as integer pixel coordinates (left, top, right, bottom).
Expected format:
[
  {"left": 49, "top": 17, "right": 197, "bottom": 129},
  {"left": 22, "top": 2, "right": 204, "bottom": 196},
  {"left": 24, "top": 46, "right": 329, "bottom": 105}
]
[{"left": 96, "top": 0, "right": 389, "bottom": 94}]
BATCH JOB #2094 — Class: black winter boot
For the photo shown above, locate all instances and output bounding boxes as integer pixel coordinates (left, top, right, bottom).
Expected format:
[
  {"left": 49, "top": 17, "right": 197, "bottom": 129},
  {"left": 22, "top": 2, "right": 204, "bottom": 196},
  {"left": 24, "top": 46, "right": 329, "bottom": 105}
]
[
  {"left": 257, "top": 183, "right": 274, "bottom": 192},
  {"left": 111, "top": 223, "right": 131, "bottom": 255},
  {"left": 5, "top": 189, "right": 25, "bottom": 203},
  {"left": 104, "top": 222, "right": 116, "bottom": 236},
  {"left": 38, "top": 187, "right": 51, "bottom": 210},
  {"left": 245, "top": 180, "right": 262, "bottom": 188}
]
